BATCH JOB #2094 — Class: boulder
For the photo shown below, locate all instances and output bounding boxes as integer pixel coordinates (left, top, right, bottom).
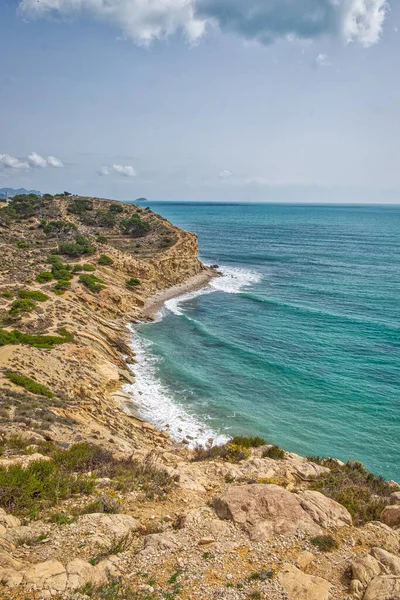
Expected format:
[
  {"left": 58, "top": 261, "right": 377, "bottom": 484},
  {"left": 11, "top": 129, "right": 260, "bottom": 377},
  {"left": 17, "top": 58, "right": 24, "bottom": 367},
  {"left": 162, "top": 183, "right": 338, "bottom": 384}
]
[
  {"left": 213, "top": 484, "right": 321, "bottom": 541},
  {"left": 279, "top": 563, "right": 332, "bottom": 600},
  {"left": 349, "top": 579, "right": 364, "bottom": 600},
  {"left": 66, "top": 559, "right": 107, "bottom": 590},
  {"left": 0, "top": 509, "right": 20, "bottom": 529},
  {"left": 380, "top": 506, "right": 400, "bottom": 528},
  {"left": 143, "top": 533, "right": 179, "bottom": 553},
  {"left": 363, "top": 575, "right": 400, "bottom": 600},
  {"left": 296, "top": 551, "right": 316, "bottom": 570},
  {"left": 0, "top": 567, "right": 23, "bottom": 587},
  {"left": 351, "top": 554, "right": 382, "bottom": 587},
  {"left": 0, "top": 550, "right": 24, "bottom": 571},
  {"left": 362, "top": 522, "right": 400, "bottom": 554},
  {"left": 291, "top": 462, "right": 330, "bottom": 481},
  {"left": 298, "top": 491, "right": 352, "bottom": 528},
  {"left": 23, "top": 560, "right": 67, "bottom": 592},
  {"left": 391, "top": 493, "right": 400, "bottom": 506},
  {"left": 371, "top": 547, "right": 400, "bottom": 575},
  {"left": 78, "top": 513, "right": 139, "bottom": 539}
]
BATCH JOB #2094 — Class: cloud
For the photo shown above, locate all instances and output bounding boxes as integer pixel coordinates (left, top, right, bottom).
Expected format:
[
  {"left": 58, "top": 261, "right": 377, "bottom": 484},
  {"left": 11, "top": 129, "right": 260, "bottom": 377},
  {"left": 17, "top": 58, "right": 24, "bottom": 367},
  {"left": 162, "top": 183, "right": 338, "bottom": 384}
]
[
  {"left": 219, "top": 169, "right": 232, "bottom": 178},
  {"left": 316, "top": 52, "right": 330, "bottom": 66},
  {"left": 0, "top": 154, "right": 30, "bottom": 170},
  {"left": 98, "top": 164, "right": 137, "bottom": 177},
  {"left": 28, "top": 152, "right": 48, "bottom": 168},
  {"left": 47, "top": 155, "right": 64, "bottom": 168},
  {"left": 18, "top": 0, "right": 388, "bottom": 47}
]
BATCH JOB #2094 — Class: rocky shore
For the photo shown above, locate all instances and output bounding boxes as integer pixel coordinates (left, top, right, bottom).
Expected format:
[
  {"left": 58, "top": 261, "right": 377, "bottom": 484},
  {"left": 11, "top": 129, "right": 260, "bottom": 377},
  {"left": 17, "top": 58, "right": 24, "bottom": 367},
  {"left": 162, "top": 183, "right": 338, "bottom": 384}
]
[{"left": 0, "top": 194, "right": 399, "bottom": 600}]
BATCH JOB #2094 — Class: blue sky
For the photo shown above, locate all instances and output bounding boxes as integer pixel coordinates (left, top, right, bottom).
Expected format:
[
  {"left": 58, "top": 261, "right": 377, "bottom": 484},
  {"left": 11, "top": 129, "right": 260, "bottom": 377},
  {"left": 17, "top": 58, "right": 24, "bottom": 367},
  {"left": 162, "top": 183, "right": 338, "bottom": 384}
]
[{"left": 1, "top": 0, "right": 399, "bottom": 202}]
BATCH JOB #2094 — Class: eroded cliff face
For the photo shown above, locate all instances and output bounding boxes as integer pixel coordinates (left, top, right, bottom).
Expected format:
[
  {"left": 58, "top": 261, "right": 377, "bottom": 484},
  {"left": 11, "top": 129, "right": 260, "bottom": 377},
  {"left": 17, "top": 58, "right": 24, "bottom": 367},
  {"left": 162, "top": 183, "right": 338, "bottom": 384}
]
[{"left": 0, "top": 196, "right": 205, "bottom": 452}]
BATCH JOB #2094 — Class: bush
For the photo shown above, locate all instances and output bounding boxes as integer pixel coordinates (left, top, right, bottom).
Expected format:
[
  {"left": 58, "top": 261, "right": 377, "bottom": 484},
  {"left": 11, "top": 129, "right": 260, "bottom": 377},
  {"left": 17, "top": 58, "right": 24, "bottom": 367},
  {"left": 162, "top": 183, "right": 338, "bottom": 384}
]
[
  {"left": 52, "top": 266, "right": 73, "bottom": 281},
  {"left": 72, "top": 263, "right": 95, "bottom": 273},
  {"left": 18, "top": 290, "right": 49, "bottom": 302},
  {"left": 2, "top": 290, "right": 13, "bottom": 298},
  {"left": 96, "top": 210, "right": 116, "bottom": 228},
  {"left": 17, "top": 241, "right": 30, "bottom": 249},
  {"left": 43, "top": 220, "right": 76, "bottom": 235},
  {"left": 58, "top": 235, "right": 95, "bottom": 257},
  {"left": 53, "top": 443, "right": 114, "bottom": 472},
  {"left": 312, "top": 460, "right": 393, "bottom": 525},
  {"left": 68, "top": 198, "right": 93, "bottom": 214},
  {"left": 98, "top": 254, "right": 114, "bottom": 266},
  {"left": 53, "top": 280, "right": 71, "bottom": 294},
  {"left": 0, "top": 460, "right": 95, "bottom": 515},
  {"left": 231, "top": 436, "right": 266, "bottom": 448},
  {"left": 194, "top": 442, "right": 250, "bottom": 463},
  {"left": 262, "top": 446, "right": 285, "bottom": 460},
  {"left": 109, "top": 203, "right": 124, "bottom": 214},
  {"left": 96, "top": 234, "right": 108, "bottom": 243},
  {"left": 4, "top": 372, "right": 53, "bottom": 398},
  {"left": 310, "top": 535, "right": 338, "bottom": 552},
  {"left": 120, "top": 214, "right": 150, "bottom": 238},
  {"left": 8, "top": 194, "right": 42, "bottom": 218},
  {"left": 79, "top": 274, "right": 105, "bottom": 294},
  {"left": 0, "top": 328, "right": 73, "bottom": 349},
  {"left": 126, "top": 277, "right": 141, "bottom": 288},
  {"left": 9, "top": 299, "right": 36, "bottom": 316},
  {"left": 36, "top": 271, "right": 54, "bottom": 283}
]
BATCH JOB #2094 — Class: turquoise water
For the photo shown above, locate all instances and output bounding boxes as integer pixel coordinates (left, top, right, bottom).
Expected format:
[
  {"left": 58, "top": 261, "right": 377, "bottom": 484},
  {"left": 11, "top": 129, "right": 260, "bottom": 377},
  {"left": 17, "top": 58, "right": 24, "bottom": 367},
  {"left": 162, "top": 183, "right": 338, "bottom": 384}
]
[{"left": 127, "top": 203, "right": 400, "bottom": 481}]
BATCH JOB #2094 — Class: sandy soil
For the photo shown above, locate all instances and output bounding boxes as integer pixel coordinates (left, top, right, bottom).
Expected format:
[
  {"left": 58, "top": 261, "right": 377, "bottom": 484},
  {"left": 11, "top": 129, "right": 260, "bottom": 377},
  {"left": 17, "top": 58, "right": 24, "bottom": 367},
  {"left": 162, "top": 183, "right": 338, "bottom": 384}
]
[{"left": 142, "top": 267, "right": 219, "bottom": 320}]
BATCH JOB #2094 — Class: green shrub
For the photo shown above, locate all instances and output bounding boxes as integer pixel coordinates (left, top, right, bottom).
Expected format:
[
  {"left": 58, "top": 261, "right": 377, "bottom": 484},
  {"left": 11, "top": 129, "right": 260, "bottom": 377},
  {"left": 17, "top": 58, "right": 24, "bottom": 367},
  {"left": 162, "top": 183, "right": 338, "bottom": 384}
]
[
  {"left": 0, "top": 328, "right": 73, "bottom": 349},
  {"left": 18, "top": 290, "right": 49, "bottom": 302},
  {"left": 109, "top": 203, "right": 124, "bottom": 214},
  {"left": 98, "top": 255, "right": 114, "bottom": 266},
  {"left": 36, "top": 271, "right": 54, "bottom": 283},
  {"left": 1, "top": 290, "right": 13, "bottom": 298},
  {"left": 312, "top": 460, "right": 393, "bottom": 525},
  {"left": 43, "top": 220, "right": 76, "bottom": 235},
  {"left": 53, "top": 280, "right": 71, "bottom": 294},
  {"left": 53, "top": 443, "right": 113, "bottom": 472},
  {"left": 96, "top": 234, "right": 108, "bottom": 243},
  {"left": 72, "top": 263, "right": 95, "bottom": 273},
  {"left": 17, "top": 241, "right": 30, "bottom": 249},
  {"left": 310, "top": 535, "right": 338, "bottom": 552},
  {"left": 0, "top": 460, "right": 95, "bottom": 515},
  {"left": 194, "top": 442, "right": 250, "bottom": 463},
  {"left": 68, "top": 197, "right": 93, "bottom": 214},
  {"left": 9, "top": 299, "right": 36, "bottom": 316},
  {"left": 9, "top": 194, "right": 42, "bottom": 219},
  {"left": 96, "top": 210, "right": 116, "bottom": 228},
  {"left": 49, "top": 512, "right": 73, "bottom": 525},
  {"left": 4, "top": 372, "right": 53, "bottom": 398},
  {"left": 231, "top": 436, "right": 266, "bottom": 448},
  {"left": 262, "top": 446, "right": 285, "bottom": 460},
  {"left": 126, "top": 277, "right": 141, "bottom": 288},
  {"left": 58, "top": 236, "right": 95, "bottom": 257},
  {"left": 120, "top": 214, "right": 150, "bottom": 238},
  {"left": 79, "top": 274, "right": 106, "bottom": 294}
]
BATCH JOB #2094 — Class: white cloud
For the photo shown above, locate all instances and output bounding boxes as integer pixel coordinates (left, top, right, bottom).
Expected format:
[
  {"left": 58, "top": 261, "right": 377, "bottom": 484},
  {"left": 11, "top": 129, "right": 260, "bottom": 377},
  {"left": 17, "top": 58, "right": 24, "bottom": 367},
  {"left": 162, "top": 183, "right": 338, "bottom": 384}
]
[
  {"left": 47, "top": 155, "right": 64, "bottom": 168},
  {"left": 28, "top": 152, "right": 48, "bottom": 168},
  {"left": 98, "top": 164, "right": 137, "bottom": 177},
  {"left": 219, "top": 169, "right": 232, "bottom": 179},
  {"left": 18, "top": 0, "right": 388, "bottom": 47},
  {"left": 112, "top": 164, "right": 137, "bottom": 177},
  {"left": 0, "top": 154, "right": 30, "bottom": 170},
  {"left": 316, "top": 52, "right": 330, "bottom": 66}
]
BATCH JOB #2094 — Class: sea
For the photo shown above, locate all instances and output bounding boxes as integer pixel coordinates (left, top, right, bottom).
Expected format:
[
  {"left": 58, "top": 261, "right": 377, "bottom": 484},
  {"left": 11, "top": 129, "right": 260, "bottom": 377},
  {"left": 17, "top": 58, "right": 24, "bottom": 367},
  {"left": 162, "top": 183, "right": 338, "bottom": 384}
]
[{"left": 125, "top": 202, "right": 400, "bottom": 481}]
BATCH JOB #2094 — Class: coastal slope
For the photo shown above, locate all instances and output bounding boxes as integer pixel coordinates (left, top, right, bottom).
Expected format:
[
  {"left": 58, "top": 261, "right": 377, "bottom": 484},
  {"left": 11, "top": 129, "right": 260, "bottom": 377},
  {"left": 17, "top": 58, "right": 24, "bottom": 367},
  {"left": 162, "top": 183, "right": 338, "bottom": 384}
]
[{"left": 0, "top": 194, "right": 399, "bottom": 600}]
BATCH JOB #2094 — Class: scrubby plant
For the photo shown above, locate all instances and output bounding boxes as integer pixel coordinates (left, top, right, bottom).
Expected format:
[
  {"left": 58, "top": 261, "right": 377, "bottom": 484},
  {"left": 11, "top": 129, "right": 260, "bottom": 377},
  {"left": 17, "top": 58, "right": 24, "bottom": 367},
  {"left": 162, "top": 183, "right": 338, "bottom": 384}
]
[
  {"left": 49, "top": 512, "right": 73, "bottom": 525},
  {"left": 109, "top": 203, "right": 124, "bottom": 214},
  {"left": 53, "top": 280, "right": 71, "bottom": 294},
  {"left": 8, "top": 194, "right": 43, "bottom": 218},
  {"left": 36, "top": 271, "right": 54, "bottom": 283},
  {"left": 96, "top": 234, "right": 108, "bottom": 243},
  {"left": 262, "top": 446, "right": 285, "bottom": 460},
  {"left": 194, "top": 442, "right": 250, "bottom": 463},
  {"left": 1, "top": 290, "right": 13, "bottom": 298},
  {"left": 98, "top": 254, "right": 114, "bottom": 266},
  {"left": 310, "top": 535, "right": 338, "bottom": 552},
  {"left": 0, "top": 327, "right": 73, "bottom": 349},
  {"left": 8, "top": 298, "right": 36, "bottom": 316},
  {"left": 312, "top": 460, "right": 393, "bottom": 525},
  {"left": 4, "top": 372, "right": 53, "bottom": 398},
  {"left": 231, "top": 436, "right": 266, "bottom": 448},
  {"left": 17, "top": 241, "right": 30, "bottom": 249},
  {"left": 72, "top": 263, "right": 95, "bottom": 273},
  {"left": 79, "top": 274, "right": 106, "bottom": 293},
  {"left": 96, "top": 210, "right": 117, "bottom": 228},
  {"left": 18, "top": 289, "right": 49, "bottom": 302},
  {"left": 126, "top": 277, "right": 141, "bottom": 288},
  {"left": 68, "top": 197, "right": 93, "bottom": 214},
  {"left": 57, "top": 235, "right": 95, "bottom": 257},
  {"left": 120, "top": 214, "right": 150, "bottom": 238},
  {"left": 43, "top": 220, "right": 76, "bottom": 235}
]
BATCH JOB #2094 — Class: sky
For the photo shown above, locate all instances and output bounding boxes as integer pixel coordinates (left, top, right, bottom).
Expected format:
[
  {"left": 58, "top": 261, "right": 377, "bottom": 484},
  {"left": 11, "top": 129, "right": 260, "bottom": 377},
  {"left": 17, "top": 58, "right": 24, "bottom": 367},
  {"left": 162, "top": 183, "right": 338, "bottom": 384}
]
[{"left": 1, "top": 0, "right": 400, "bottom": 202}]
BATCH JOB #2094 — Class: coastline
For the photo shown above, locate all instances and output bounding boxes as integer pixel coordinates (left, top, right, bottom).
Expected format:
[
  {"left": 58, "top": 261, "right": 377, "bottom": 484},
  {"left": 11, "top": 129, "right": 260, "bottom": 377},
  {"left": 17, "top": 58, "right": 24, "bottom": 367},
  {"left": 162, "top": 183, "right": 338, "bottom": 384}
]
[{"left": 141, "top": 266, "right": 219, "bottom": 320}]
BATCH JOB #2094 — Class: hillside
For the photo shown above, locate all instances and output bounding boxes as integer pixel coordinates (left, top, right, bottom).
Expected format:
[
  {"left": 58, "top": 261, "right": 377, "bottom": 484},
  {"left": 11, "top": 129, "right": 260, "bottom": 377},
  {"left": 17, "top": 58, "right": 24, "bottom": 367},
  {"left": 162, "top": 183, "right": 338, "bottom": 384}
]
[{"left": 0, "top": 194, "right": 399, "bottom": 600}]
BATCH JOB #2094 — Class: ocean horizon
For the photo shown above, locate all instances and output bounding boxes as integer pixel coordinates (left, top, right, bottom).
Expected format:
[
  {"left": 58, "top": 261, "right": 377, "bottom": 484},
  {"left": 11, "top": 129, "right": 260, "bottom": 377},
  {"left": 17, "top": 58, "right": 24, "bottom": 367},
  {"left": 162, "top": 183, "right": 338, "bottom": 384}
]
[{"left": 126, "top": 202, "right": 400, "bottom": 481}]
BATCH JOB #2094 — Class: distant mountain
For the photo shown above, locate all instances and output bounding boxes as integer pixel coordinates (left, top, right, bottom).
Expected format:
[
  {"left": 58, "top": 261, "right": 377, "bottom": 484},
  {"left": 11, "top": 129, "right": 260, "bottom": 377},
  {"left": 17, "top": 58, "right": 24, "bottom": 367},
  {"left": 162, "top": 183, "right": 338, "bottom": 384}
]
[{"left": 0, "top": 187, "right": 41, "bottom": 199}]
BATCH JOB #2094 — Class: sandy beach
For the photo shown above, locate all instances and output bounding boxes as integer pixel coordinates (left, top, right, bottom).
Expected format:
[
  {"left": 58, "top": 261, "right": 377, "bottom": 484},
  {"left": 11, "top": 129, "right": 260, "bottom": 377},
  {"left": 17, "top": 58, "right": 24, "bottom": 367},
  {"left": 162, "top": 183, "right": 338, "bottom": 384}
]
[{"left": 141, "top": 266, "right": 219, "bottom": 319}]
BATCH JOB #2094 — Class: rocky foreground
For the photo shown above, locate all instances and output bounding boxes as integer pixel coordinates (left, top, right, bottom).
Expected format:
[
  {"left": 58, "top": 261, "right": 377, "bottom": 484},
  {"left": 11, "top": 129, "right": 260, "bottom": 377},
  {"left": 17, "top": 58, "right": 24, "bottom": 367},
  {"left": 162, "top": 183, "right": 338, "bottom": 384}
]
[{"left": 0, "top": 194, "right": 399, "bottom": 600}]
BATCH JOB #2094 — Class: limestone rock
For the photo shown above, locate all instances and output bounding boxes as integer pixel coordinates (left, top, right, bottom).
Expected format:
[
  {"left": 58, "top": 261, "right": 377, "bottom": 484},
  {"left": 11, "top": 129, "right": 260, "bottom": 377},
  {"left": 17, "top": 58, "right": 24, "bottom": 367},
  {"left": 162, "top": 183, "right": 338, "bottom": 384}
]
[
  {"left": 213, "top": 484, "right": 321, "bottom": 541},
  {"left": 0, "top": 509, "right": 21, "bottom": 529},
  {"left": 0, "top": 567, "right": 24, "bottom": 587},
  {"left": 362, "top": 522, "right": 400, "bottom": 554},
  {"left": 66, "top": 559, "right": 107, "bottom": 590},
  {"left": 380, "top": 505, "right": 400, "bottom": 528},
  {"left": 363, "top": 575, "right": 400, "bottom": 600},
  {"left": 143, "top": 533, "right": 179, "bottom": 553},
  {"left": 296, "top": 550, "right": 316, "bottom": 570},
  {"left": 390, "top": 492, "right": 400, "bottom": 505},
  {"left": 279, "top": 563, "right": 332, "bottom": 600},
  {"left": 78, "top": 513, "right": 139, "bottom": 539},
  {"left": 23, "top": 560, "right": 67, "bottom": 592},
  {"left": 297, "top": 490, "right": 352, "bottom": 528},
  {"left": 371, "top": 547, "right": 400, "bottom": 575},
  {"left": 0, "top": 549, "right": 24, "bottom": 571},
  {"left": 350, "top": 579, "right": 364, "bottom": 600},
  {"left": 291, "top": 462, "right": 330, "bottom": 481},
  {"left": 352, "top": 554, "right": 382, "bottom": 587}
]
